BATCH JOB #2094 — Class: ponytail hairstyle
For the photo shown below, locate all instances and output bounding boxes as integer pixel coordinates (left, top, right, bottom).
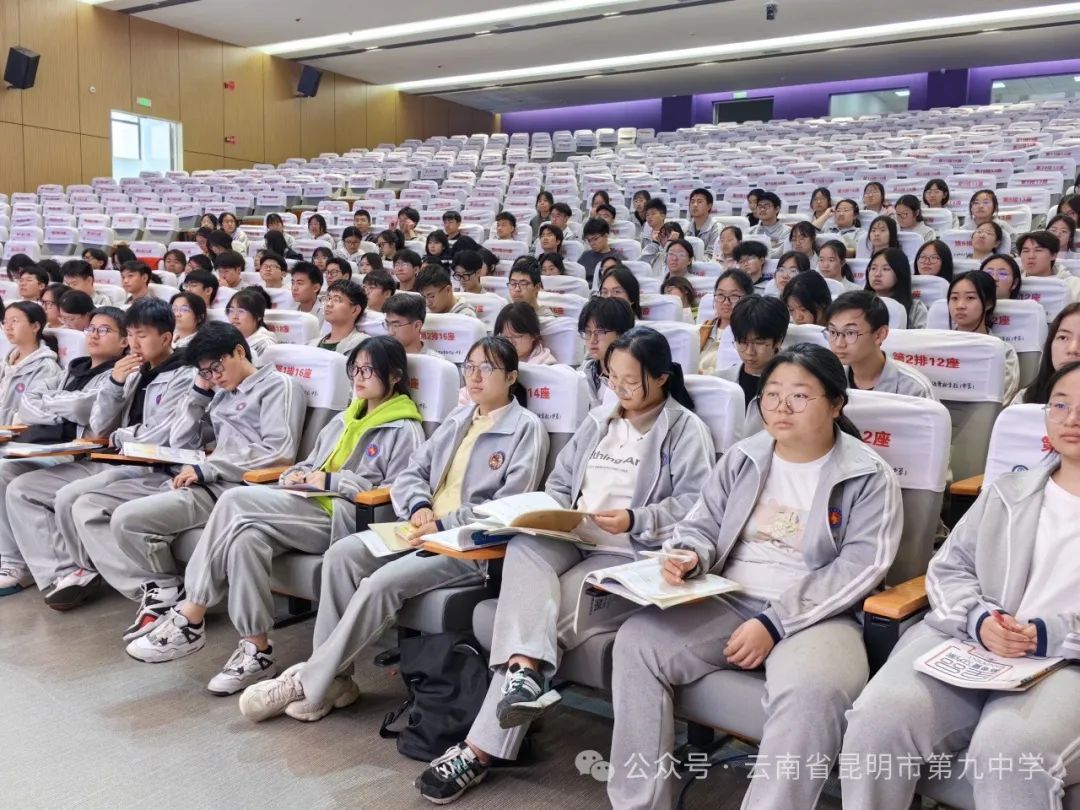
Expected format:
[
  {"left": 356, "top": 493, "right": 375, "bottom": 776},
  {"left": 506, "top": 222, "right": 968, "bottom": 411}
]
[
  {"left": 819, "top": 239, "right": 855, "bottom": 281},
  {"left": 836, "top": 198, "right": 862, "bottom": 229},
  {"left": 469, "top": 336, "right": 526, "bottom": 406},
  {"left": 229, "top": 287, "right": 269, "bottom": 330},
  {"left": 603, "top": 325, "right": 695, "bottom": 411},
  {"left": 8, "top": 300, "right": 57, "bottom": 353},
  {"left": 348, "top": 335, "right": 411, "bottom": 399},
  {"left": 757, "top": 343, "right": 860, "bottom": 439}
]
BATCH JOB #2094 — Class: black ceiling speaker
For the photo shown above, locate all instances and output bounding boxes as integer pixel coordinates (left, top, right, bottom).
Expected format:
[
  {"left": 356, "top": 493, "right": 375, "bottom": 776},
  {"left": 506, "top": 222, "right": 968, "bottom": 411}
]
[
  {"left": 4, "top": 46, "right": 39, "bottom": 90},
  {"left": 297, "top": 65, "right": 323, "bottom": 98}
]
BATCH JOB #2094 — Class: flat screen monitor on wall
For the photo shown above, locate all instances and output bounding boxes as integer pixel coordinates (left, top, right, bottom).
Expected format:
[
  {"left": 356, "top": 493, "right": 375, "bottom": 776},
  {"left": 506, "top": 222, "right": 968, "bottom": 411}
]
[{"left": 713, "top": 97, "right": 774, "bottom": 124}]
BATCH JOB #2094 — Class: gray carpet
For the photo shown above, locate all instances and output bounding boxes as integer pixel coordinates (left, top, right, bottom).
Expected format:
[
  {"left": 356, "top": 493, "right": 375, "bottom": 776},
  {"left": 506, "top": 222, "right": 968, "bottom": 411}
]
[{"left": 0, "top": 590, "right": 843, "bottom": 809}]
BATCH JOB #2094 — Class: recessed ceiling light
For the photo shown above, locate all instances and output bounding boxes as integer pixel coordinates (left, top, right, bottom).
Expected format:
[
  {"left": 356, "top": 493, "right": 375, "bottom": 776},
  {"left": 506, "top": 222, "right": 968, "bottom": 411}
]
[
  {"left": 993, "top": 81, "right": 1007, "bottom": 89},
  {"left": 895, "top": 89, "right": 911, "bottom": 97},
  {"left": 260, "top": 0, "right": 639, "bottom": 55},
  {"left": 1074, "top": 75, "right": 1080, "bottom": 82},
  {"left": 394, "top": 3, "right": 1080, "bottom": 91}
]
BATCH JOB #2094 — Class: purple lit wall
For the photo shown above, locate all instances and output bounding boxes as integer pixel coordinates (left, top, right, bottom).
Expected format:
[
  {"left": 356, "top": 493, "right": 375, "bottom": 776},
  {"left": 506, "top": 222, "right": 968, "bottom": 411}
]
[
  {"left": 497, "top": 98, "right": 662, "bottom": 135},
  {"left": 968, "top": 58, "right": 1080, "bottom": 105}
]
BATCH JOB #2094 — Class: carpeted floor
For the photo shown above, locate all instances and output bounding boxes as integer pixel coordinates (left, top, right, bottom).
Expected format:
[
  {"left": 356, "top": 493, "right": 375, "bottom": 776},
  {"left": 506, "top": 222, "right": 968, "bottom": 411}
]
[{"left": 0, "top": 590, "right": 843, "bottom": 809}]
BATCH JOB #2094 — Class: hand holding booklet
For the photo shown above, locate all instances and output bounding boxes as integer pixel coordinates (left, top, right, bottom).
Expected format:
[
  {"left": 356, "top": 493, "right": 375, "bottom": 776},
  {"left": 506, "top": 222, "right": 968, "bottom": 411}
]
[
  {"left": 420, "top": 492, "right": 594, "bottom": 553},
  {"left": 914, "top": 638, "right": 1066, "bottom": 691},
  {"left": 573, "top": 557, "right": 741, "bottom": 633},
  {"left": 120, "top": 442, "right": 206, "bottom": 466}
]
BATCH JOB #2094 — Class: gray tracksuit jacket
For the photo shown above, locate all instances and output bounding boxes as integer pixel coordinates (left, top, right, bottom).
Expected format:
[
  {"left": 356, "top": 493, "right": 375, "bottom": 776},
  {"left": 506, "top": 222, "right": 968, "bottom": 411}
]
[
  {"left": 666, "top": 428, "right": 903, "bottom": 641},
  {"left": 170, "top": 363, "right": 306, "bottom": 485},
  {"left": 924, "top": 462, "right": 1080, "bottom": 660},
  {"left": 16, "top": 359, "right": 118, "bottom": 439},
  {"left": 848, "top": 354, "right": 937, "bottom": 400},
  {"left": 0, "top": 345, "right": 61, "bottom": 424},
  {"left": 544, "top": 397, "right": 715, "bottom": 548},
  {"left": 391, "top": 399, "right": 549, "bottom": 530},
  {"left": 279, "top": 409, "right": 425, "bottom": 502},
  {"left": 89, "top": 357, "right": 197, "bottom": 447}
]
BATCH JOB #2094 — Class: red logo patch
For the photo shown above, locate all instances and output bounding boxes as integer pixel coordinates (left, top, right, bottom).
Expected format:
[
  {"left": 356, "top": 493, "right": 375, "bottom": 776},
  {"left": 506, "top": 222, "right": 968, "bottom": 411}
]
[{"left": 488, "top": 451, "right": 505, "bottom": 471}]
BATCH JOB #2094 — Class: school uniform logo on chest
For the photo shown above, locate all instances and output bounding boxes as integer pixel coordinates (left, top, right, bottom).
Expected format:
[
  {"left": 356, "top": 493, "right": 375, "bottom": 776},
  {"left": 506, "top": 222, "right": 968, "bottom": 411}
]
[
  {"left": 14, "top": 383, "right": 24, "bottom": 393},
  {"left": 366, "top": 443, "right": 379, "bottom": 458},
  {"left": 488, "top": 451, "right": 505, "bottom": 470},
  {"left": 235, "top": 402, "right": 247, "bottom": 412},
  {"left": 828, "top": 507, "right": 843, "bottom": 529}
]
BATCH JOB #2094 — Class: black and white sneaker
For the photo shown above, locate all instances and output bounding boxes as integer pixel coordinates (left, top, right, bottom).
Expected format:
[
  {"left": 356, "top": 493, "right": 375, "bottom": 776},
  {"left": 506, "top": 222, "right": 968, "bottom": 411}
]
[
  {"left": 206, "top": 640, "right": 277, "bottom": 696},
  {"left": 495, "top": 663, "right": 560, "bottom": 729},
  {"left": 125, "top": 608, "right": 205, "bottom": 663},
  {"left": 43, "top": 568, "right": 104, "bottom": 611},
  {"left": 122, "top": 582, "right": 184, "bottom": 642},
  {"left": 415, "top": 743, "right": 488, "bottom": 804}
]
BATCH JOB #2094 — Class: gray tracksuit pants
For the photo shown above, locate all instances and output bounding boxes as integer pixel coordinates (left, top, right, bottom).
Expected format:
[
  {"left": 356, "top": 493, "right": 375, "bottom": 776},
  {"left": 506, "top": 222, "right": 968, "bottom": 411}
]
[
  {"left": 5, "top": 460, "right": 142, "bottom": 589},
  {"left": 0, "top": 457, "right": 70, "bottom": 569},
  {"left": 71, "top": 476, "right": 228, "bottom": 599},
  {"left": 468, "top": 534, "right": 639, "bottom": 761},
  {"left": 297, "top": 533, "right": 486, "bottom": 704},
  {"left": 841, "top": 621, "right": 1080, "bottom": 810},
  {"left": 607, "top": 596, "right": 868, "bottom": 810},
  {"left": 183, "top": 487, "right": 335, "bottom": 637}
]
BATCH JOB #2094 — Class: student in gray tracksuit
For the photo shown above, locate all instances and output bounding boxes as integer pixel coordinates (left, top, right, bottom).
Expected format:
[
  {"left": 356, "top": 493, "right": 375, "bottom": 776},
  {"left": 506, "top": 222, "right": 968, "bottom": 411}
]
[
  {"left": 4, "top": 299, "right": 195, "bottom": 606},
  {"left": 0, "top": 306, "right": 127, "bottom": 596},
  {"left": 238, "top": 337, "right": 548, "bottom": 725},
  {"left": 413, "top": 327, "right": 716, "bottom": 805},
  {"left": 127, "top": 337, "right": 426, "bottom": 695},
  {"left": 0, "top": 302, "right": 62, "bottom": 424},
  {"left": 607, "top": 344, "right": 902, "bottom": 810},
  {"left": 842, "top": 363, "right": 1080, "bottom": 810},
  {"left": 70, "top": 322, "right": 305, "bottom": 639},
  {"left": 578, "top": 296, "right": 636, "bottom": 408}
]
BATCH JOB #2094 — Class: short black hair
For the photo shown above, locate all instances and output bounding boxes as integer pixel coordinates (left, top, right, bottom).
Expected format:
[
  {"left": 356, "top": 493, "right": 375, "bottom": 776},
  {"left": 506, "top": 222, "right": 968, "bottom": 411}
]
[
  {"left": 826, "top": 289, "right": 890, "bottom": 331},
  {"left": 416, "top": 266, "right": 453, "bottom": 292},
  {"left": 184, "top": 268, "right": 220, "bottom": 298},
  {"left": 214, "top": 250, "right": 246, "bottom": 271},
  {"left": 265, "top": 212, "right": 284, "bottom": 227},
  {"left": 40, "top": 259, "right": 62, "bottom": 283},
  {"left": 442, "top": 209, "right": 462, "bottom": 223},
  {"left": 509, "top": 255, "right": 541, "bottom": 285},
  {"left": 207, "top": 230, "right": 233, "bottom": 251},
  {"left": 187, "top": 254, "right": 214, "bottom": 273},
  {"left": 757, "top": 191, "right": 782, "bottom": 209},
  {"left": 227, "top": 287, "right": 269, "bottom": 328},
  {"left": 714, "top": 268, "right": 755, "bottom": 294},
  {"left": 495, "top": 301, "right": 542, "bottom": 339},
  {"left": 353, "top": 208, "right": 371, "bottom": 220},
  {"left": 382, "top": 292, "right": 426, "bottom": 323},
  {"left": 341, "top": 226, "right": 361, "bottom": 241},
  {"left": 732, "top": 240, "right": 768, "bottom": 261},
  {"left": 644, "top": 198, "right": 668, "bottom": 215},
  {"left": 81, "top": 247, "right": 108, "bottom": 266},
  {"left": 1015, "top": 229, "right": 1060, "bottom": 257},
  {"left": 397, "top": 206, "right": 420, "bottom": 225},
  {"left": 259, "top": 251, "right": 288, "bottom": 274},
  {"left": 495, "top": 211, "right": 518, "bottom": 228},
  {"left": 551, "top": 202, "right": 573, "bottom": 218},
  {"left": 21, "top": 266, "right": 50, "bottom": 286},
  {"left": 582, "top": 217, "right": 610, "bottom": 238},
  {"left": 595, "top": 203, "right": 616, "bottom": 218},
  {"left": 170, "top": 291, "right": 208, "bottom": 327},
  {"left": 578, "top": 295, "right": 635, "bottom": 334},
  {"left": 121, "top": 260, "right": 152, "bottom": 280},
  {"left": 125, "top": 296, "right": 175, "bottom": 334},
  {"left": 61, "top": 259, "right": 94, "bottom": 281},
  {"left": 730, "top": 295, "right": 788, "bottom": 343},
  {"left": 89, "top": 305, "right": 126, "bottom": 331},
  {"left": 363, "top": 268, "right": 397, "bottom": 293},
  {"left": 393, "top": 249, "right": 422, "bottom": 268},
  {"left": 454, "top": 249, "right": 482, "bottom": 274},
  {"left": 58, "top": 289, "right": 95, "bottom": 316},
  {"left": 689, "top": 187, "right": 714, "bottom": 207},
  {"left": 291, "top": 261, "right": 324, "bottom": 287},
  {"left": 328, "top": 279, "right": 366, "bottom": 322},
  {"left": 185, "top": 320, "right": 251, "bottom": 365},
  {"left": 478, "top": 248, "right": 499, "bottom": 271}
]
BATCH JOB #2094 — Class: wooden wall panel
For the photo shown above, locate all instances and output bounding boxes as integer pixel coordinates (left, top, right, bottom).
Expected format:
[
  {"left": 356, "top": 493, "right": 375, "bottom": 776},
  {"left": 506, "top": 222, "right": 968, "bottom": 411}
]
[
  {"left": 19, "top": 0, "right": 79, "bottom": 133},
  {"left": 262, "top": 56, "right": 301, "bottom": 165},
  {"left": 223, "top": 44, "right": 264, "bottom": 163},
  {"left": 129, "top": 16, "right": 180, "bottom": 123},
  {"left": 366, "top": 84, "right": 397, "bottom": 147},
  {"left": 447, "top": 102, "right": 472, "bottom": 139},
  {"left": 183, "top": 151, "right": 222, "bottom": 173},
  {"left": 24, "top": 127, "right": 80, "bottom": 190},
  {"left": 422, "top": 97, "right": 450, "bottom": 139},
  {"left": 79, "top": 134, "right": 111, "bottom": 183},
  {"left": 334, "top": 76, "right": 366, "bottom": 154},
  {"left": 300, "top": 71, "right": 335, "bottom": 158},
  {"left": 178, "top": 32, "right": 222, "bottom": 157},
  {"left": 396, "top": 92, "right": 423, "bottom": 143},
  {"left": 76, "top": 5, "right": 131, "bottom": 138},
  {"left": 0, "top": 0, "right": 20, "bottom": 125},
  {"left": 0, "top": 121, "right": 24, "bottom": 195}
]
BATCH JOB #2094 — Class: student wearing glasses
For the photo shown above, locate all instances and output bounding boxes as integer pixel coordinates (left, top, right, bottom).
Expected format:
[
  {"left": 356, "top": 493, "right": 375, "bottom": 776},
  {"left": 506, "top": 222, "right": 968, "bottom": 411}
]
[
  {"left": 124, "top": 336, "right": 424, "bottom": 695},
  {"left": 169, "top": 292, "right": 207, "bottom": 351},
  {"left": 449, "top": 250, "right": 484, "bottom": 295},
  {"left": 507, "top": 257, "right": 553, "bottom": 318},
  {"left": 381, "top": 293, "right": 442, "bottom": 359},
  {"left": 716, "top": 295, "right": 788, "bottom": 410},
  {"left": 413, "top": 327, "right": 715, "bottom": 804},
  {"left": 311, "top": 280, "right": 368, "bottom": 356},
  {"left": 747, "top": 191, "right": 790, "bottom": 257},
  {"left": 226, "top": 288, "right": 278, "bottom": 362},
  {"left": 361, "top": 269, "right": 397, "bottom": 313},
  {"left": 240, "top": 337, "right": 548, "bottom": 724},
  {"left": 579, "top": 217, "right": 619, "bottom": 290},
  {"left": 609, "top": 344, "right": 902, "bottom": 810},
  {"left": 913, "top": 239, "right": 955, "bottom": 283},
  {"left": 578, "top": 296, "right": 637, "bottom": 408},
  {"left": 416, "top": 267, "right": 478, "bottom": 319},
  {"left": 843, "top": 360, "right": 1080, "bottom": 810},
  {"left": 40, "top": 283, "right": 70, "bottom": 329},
  {"left": 699, "top": 269, "right": 755, "bottom": 375},
  {"left": 824, "top": 290, "right": 935, "bottom": 399},
  {"left": 731, "top": 240, "right": 770, "bottom": 294},
  {"left": 57, "top": 290, "right": 96, "bottom": 332},
  {"left": 0, "top": 306, "right": 127, "bottom": 597}
]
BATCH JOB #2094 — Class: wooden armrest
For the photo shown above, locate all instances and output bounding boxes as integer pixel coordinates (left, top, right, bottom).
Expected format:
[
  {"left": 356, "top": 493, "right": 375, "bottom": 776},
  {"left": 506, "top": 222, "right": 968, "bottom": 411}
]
[
  {"left": 0, "top": 425, "right": 28, "bottom": 434},
  {"left": 420, "top": 543, "right": 506, "bottom": 561},
  {"left": 355, "top": 487, "right": 392, "bottom": 506},
  {"left": 863, "top": 576, "right": 928, "bottom": 620},
  {"left": 89, "top": 452, "right": 156, "bottom": 465},
  {"left": 949, "top": 474, "right": 984, "bottom": 497},
  {"left": 243, "top": 466, "right": 290, "bottom": 485}
]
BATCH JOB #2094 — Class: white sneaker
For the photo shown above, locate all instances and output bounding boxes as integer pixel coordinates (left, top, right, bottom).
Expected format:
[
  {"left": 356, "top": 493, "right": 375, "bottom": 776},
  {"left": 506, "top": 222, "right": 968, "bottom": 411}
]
[
  {"left": 206, "top": 640, "right": 277, "bottom": 696},
  {"left": 285, "top": 674, "right": 360, "bottom": 722},
  {"left": 122, "top": 583, "right": 185, "bottom": 642},
  {"left": 238, "top": 664, "right": 305, "bottom": 722},
  {"left": 125, "top": 608, "right": 205, "bottom": 663},
  {"left": 0, "top": 563, "right": 33, "bottom": 597}
]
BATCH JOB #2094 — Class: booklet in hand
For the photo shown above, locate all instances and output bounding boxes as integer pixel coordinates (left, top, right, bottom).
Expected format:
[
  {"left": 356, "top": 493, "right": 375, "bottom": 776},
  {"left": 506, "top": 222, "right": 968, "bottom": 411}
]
[
  {"left": 271, "top": 482, "right": 339, "bottom": 498},
  {"left": 120, "top": 442, "right": 207, "bottom": 466},
  {"left": 914, "top": 638, "right": 1066, "bottom": 691},
  {"left": 420, "top": 491, "right": 593, "bottom": 552},
  {"left": 0, "top": 440, "right": 100, "bottom": 458}
]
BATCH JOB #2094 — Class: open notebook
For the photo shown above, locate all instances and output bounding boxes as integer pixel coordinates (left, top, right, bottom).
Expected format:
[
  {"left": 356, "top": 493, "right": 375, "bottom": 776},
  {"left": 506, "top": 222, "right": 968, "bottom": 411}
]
[
  {"left": 420, "top": 492, "right": 593, "bottom": 552},
  {"left": 120, "top": 442, "right": 206, "bottom": 466},
  {"left": 0, "top": 440, "right": 100, "bottom": 458},
  {"left": 915, "top": 639, "right": 1066, "bottom": 691}
]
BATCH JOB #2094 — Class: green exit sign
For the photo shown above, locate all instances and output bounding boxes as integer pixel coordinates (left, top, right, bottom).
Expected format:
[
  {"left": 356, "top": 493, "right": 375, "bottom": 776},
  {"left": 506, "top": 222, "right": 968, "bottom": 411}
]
[
  {"left": 733, "top": 91, "right": 748, "bottom": 99},
  {"left": 136, "top": 96, "right": 152, "bottom": 108}
]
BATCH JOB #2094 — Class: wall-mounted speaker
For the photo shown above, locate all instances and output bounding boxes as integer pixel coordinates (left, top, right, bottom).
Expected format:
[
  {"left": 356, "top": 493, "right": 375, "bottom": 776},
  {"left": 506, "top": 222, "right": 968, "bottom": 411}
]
[
  {"left": 297, "top": 65, "right": 322, "bottom": 98},
  {"left": 4, "top": 46, "right": 39, "bottom": 90}
]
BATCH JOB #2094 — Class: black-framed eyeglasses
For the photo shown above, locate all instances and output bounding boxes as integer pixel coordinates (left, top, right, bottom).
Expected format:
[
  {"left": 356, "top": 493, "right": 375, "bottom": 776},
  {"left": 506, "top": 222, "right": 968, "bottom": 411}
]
[
  {"left": 463, "top": 361, "right": 503, "bottom": 379},
  {"left": 761, "top": 391, "right": 820, "bottom": 413},
  {"left": 83, "top": 325, "right": 117, "bottom": 337},
  {"left": 347, "top": 363, "right": 376, "bottom": 380},
  {"left": 197, "top": 358, "right": 228, "bottom": 380}
]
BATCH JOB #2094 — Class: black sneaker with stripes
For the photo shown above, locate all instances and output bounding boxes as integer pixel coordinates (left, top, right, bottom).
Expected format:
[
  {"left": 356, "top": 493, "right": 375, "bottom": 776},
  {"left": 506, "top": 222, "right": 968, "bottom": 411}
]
[
  {"left": 415, "top": 743, "right": 488, "bottom": 804},
  {"left": 495, "top": 663, "right": 561, "bottom": 729}
]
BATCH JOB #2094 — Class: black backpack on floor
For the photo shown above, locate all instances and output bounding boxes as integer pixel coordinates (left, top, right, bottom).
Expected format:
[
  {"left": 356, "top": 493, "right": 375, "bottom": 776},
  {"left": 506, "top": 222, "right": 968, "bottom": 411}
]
[{"left": 379, "top": 632, "right": 491, "bottom": 762}]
